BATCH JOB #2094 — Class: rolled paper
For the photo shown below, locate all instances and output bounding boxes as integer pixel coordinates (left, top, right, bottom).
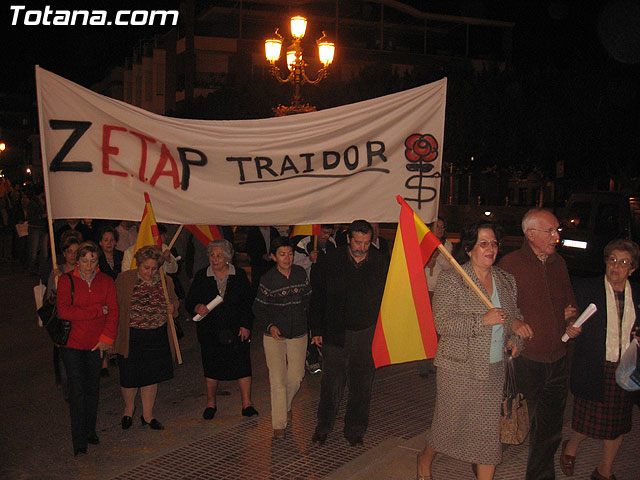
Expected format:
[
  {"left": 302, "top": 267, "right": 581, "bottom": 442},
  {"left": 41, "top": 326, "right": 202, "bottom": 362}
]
[
  {"left": 562, "top": 303, "right": 597, "bottom": 342},
  {"left": 192, "top": 295, "right": 223, "bottom": 322}
]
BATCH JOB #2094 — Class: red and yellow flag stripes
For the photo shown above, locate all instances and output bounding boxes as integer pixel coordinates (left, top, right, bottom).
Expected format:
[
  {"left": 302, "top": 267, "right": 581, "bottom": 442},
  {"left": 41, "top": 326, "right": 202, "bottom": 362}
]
[
  {"left": 185, "top": 224, "right": 223, "bottom": 246},
  {"left": 372, "top": 196, "right": 440, "bottom": 368},
  {"left": 289, "top": 224, "right": 322, "bottom": 237},
  {"left": 130, "top": 192, "right": 163, "bottom": 269}
]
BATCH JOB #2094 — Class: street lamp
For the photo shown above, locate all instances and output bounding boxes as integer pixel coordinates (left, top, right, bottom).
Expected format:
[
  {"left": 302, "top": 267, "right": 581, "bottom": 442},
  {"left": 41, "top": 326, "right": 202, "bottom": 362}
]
[{"left": 265, "top": 16, "right": 335, "bottom": 111}]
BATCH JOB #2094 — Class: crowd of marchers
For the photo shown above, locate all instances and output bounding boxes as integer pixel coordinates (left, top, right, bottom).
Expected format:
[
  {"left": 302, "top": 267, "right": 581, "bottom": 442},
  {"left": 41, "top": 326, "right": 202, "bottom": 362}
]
[{"left": 4, "top": 182, "right": 638, "bottom": 480}]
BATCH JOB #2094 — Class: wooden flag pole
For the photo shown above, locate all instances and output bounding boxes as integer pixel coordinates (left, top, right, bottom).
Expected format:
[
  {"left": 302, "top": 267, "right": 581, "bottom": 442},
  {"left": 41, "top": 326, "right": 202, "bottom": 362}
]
[
  {"left": 36, "top": 64, "right": 58, "bottom": 273},
  {"left": 167, "top": 225, "right": 183, "bottom": 251},
  {"left": 435, "top": 243, "right": 494, "bottom": 309},
  {"left": 159, "top": 270, "right": 183, "bottom": 364}
]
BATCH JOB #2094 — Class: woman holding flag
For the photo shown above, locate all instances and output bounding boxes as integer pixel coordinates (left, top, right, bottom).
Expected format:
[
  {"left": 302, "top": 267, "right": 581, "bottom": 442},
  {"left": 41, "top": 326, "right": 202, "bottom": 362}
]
[
  {"left": 417, "top": 222, "right": 524, "bottom": 480},
  {"left": 114, "top": 246, "right": 179, "bottom": 431}
]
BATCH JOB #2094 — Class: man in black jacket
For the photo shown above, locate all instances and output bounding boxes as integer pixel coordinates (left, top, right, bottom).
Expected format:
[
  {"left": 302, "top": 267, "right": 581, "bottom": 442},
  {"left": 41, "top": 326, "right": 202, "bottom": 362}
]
[{"left": 310, "top": 220, "right": 389, "bottom": 447}]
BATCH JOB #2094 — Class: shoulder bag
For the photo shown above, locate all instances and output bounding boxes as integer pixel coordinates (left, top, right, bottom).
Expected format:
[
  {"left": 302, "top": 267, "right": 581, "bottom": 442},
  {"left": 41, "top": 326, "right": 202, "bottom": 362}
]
[
  {"left": 616, "top": 338, "right": 640, "bottom": 391},
  {"left": 500, "top": 356, "right": 530, "bottom": 444},
  {"left": 38, "top": 273, "right": 74, "bottom": 345}
]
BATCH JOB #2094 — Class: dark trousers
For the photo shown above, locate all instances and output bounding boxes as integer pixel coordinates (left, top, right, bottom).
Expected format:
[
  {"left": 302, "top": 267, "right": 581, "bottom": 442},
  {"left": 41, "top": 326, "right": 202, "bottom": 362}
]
[
  {"left": 514, "top": 355, "right": 569, "bottom": 480},
  {"left": 316, "top": 325, "right": 376, "bottom": 438},
  {"left": 60, "top": 347, "right": 101, "bottom": 451}
]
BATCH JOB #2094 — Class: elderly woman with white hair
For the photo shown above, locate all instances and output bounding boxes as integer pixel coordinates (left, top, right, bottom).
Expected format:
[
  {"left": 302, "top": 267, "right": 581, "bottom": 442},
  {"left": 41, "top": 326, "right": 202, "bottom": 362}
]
[
  {"left": 560, "top": 239, "right": 640, "bottom": 480},
  {"left": 185, "top": 239, "right": 258, "bottom": 420}
]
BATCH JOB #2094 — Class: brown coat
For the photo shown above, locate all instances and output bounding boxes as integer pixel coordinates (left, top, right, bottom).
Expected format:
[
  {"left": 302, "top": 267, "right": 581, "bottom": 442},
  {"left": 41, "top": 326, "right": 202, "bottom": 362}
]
[
  {"left": 498, "top": 242, "right": 576, "bottom": 363},
  {"left": 114, "top": 269, "right": 180, "bottom": 359}
]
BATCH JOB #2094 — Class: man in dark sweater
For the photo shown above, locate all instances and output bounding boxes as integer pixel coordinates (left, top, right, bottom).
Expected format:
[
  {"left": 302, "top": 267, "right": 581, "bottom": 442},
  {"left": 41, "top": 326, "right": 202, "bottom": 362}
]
[
  {"left": 310, "top": 220, "right": 389, "bottom": 447},
  {"left": 498, "top": 208, "right": 581, "bottom": 480}
]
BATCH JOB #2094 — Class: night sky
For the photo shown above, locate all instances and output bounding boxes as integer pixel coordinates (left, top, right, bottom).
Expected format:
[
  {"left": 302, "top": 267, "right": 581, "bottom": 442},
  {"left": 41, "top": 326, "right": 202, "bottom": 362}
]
[
  {"left": 2, "top": 0, "right": 177, "bottom": 96},
  {"left": 3, "top": 1, "right": 639, "bottom": 95}
]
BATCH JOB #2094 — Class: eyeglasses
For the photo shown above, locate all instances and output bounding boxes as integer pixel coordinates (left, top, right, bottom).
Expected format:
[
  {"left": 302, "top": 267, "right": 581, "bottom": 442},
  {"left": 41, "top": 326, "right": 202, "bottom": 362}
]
[
  {"left": 476, "top": 240, "right": 500, "bottom": 249},
  {"left": 606, "top": 256, "right": 632, "bottom": 267},
  {"left": 530, "top": 227, "right": 562, "bottom": 236}
]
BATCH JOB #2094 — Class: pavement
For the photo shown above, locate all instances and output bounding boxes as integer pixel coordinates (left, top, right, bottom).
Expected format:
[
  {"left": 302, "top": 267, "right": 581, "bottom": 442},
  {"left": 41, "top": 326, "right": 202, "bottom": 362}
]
[{"left": 1, "top": 258, "right": 639, "bottom": 479}]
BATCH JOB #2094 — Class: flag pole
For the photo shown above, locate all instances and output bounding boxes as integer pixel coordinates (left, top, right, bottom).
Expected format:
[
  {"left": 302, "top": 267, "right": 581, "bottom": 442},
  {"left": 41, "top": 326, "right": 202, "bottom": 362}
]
[
  {"left": 159, "top": 269, "right": 183, "bottom": 364},
  {"left": 167, "top": 224, "right": 183, "bottom": 251},
  {"left": 36, "top": 65, "right": 58, "bottom": 272},
  {"left": 435, "top": 243, "right": 493, "bottom": 309}
]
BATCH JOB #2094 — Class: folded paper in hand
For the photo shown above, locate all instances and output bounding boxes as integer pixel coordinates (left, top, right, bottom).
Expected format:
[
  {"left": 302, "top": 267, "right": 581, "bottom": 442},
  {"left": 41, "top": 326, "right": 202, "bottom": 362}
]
[
  {"left": 192, "top": 295, "right": 223, "bottom": 322},
  {"left": 562, "top": 303, "right": 597, "bottom": 342}
]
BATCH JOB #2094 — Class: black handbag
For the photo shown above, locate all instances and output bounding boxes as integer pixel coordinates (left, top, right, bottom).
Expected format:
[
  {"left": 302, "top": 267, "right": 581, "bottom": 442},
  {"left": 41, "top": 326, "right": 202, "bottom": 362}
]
[{"left": 38, "top": 273, "right": 74, "bottom": 345}]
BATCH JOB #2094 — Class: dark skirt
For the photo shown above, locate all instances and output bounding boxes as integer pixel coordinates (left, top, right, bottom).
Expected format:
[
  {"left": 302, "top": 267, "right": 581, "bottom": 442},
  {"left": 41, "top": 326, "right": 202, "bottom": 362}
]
[
  {"left": 118, "top": 325, "right": 173, "bottom": 388},
  {"left": 572, "top": 361, "right": 633, "bottom": 439},
  {"left": 200, "top": 333, "right": 252, "bottom": 381}
]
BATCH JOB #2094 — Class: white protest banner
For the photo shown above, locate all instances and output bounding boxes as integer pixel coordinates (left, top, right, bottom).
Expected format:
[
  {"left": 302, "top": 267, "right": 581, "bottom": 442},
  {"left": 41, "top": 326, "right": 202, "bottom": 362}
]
[{"left": 36, "top": 66, "right": 446, "bottom": 225}]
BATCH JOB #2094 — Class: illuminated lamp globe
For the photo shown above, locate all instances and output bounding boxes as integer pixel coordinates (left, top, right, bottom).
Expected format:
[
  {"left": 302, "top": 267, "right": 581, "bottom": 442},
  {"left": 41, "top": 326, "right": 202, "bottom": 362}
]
[
  {"left": 318, "top": 41, "right": 335, "bottom": 66},
  {"left": 290, "top": 16, "right": 307, "bottom": 39},
  {"left": 265, "top": 37, "right": 282, "bottom": 63},
  {"left": 286, "top": 50, "right": 297, "bottom": 71}
]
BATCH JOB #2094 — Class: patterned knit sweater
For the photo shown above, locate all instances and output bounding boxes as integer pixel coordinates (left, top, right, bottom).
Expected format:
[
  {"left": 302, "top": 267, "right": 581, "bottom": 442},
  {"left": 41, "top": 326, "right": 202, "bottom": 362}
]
[{"left": 253, "top": 264, "right": 311, "bottom": 338}]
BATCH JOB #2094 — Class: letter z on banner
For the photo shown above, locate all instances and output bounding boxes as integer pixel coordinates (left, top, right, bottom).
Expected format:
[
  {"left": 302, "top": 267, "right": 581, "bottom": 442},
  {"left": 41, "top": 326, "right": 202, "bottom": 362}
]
[{"left": 36, "top": 66, "right": 446, "bottom": 225}]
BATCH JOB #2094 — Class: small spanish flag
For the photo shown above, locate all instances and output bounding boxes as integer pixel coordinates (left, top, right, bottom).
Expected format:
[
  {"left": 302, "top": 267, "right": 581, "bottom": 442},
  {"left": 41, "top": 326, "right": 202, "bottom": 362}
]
[
  {"left": 289, "top": 224, "right": 322, "bottom": 237},
  {"left": 130, "top": 192, "right": 163, "bottom": 269},
  {"left": 372, "top": 196, "right": 440, "bottom": 368},
  {"left": 185, "top": 225, "right": 223, "bottom": 246}
]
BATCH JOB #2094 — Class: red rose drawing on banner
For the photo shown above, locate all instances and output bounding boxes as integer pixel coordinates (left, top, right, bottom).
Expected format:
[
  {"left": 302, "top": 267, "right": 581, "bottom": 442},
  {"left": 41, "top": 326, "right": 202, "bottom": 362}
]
[
  {"left": 403, "top": 133, "right": 440, "bottom": 209},
  {"left": 404, "top": 133, "right": 438, "bottom": 163}
]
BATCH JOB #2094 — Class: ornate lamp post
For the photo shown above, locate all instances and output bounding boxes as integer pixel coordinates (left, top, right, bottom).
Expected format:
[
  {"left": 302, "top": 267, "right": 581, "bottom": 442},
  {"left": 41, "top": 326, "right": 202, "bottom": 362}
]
[{"left": 265, "top": 16, "right": 335, "bottom": 114}]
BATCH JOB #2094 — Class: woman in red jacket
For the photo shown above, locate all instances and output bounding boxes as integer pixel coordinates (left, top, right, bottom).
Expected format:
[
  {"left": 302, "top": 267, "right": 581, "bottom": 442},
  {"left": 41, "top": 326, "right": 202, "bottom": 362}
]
[{"left": 56, "top": 241, "right": 118, "bottom": 456}]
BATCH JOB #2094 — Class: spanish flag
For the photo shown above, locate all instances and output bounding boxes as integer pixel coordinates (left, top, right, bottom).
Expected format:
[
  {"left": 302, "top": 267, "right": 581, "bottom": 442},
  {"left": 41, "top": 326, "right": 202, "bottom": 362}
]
[
  {"left": 185, "top": 224, "right": 223, "bottom": 246},
  {"left": 130, "top": 192, "right": 162, "bottom": 269},
  {"left": 372, "top": 196, "right": 440, "bottom": 368},
  {"left": 289, "top": 224, "right": 322, "bottom": 237}
]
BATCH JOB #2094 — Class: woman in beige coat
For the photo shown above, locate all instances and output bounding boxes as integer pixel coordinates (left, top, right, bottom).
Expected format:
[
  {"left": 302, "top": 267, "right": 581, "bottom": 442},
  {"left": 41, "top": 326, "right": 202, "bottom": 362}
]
[{"left": 417, "top": 222, "right": 528, "bottom": 480}]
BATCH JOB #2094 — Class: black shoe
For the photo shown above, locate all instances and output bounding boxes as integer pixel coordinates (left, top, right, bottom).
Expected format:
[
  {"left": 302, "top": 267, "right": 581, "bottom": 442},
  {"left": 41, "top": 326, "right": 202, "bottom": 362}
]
[
  {"left": 74, "top": 447, "right": 87, "bottom": 456},
  {"left": 87, "top": 433, "right": 100, "bottom": 445},
  {"left": 100, "top": 368, "right": 109, "bottom": 378},
  {"left": 241, "top": 405, "right": 258, "bottom": 417},
  {"left": 121, "top": 415, "right": 133, "bottom": 430},
  {"left": 312, "top": 431, "right": 327, "bottom": 445},
  {"left": 141, "top": 415, "right": 164, "bottom": 430},
  {"left": 202, "top": 407, "right": 217, "bottom": 420},
  {"left": 345, "top": 435, "right": 363, "bottom": 447}
]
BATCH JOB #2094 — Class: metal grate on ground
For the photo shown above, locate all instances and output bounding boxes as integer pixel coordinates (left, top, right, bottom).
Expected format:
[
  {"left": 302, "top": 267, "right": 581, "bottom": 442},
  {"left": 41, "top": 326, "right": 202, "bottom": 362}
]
[{"left": 112, "top": 368, "right": 434, "bottom": 480}]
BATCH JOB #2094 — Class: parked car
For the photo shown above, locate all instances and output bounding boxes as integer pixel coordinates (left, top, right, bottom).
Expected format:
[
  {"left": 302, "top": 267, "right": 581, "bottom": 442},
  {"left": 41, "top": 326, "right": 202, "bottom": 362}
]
[{"left": 558, "top": 192, "right": 640, "bottom": 277}]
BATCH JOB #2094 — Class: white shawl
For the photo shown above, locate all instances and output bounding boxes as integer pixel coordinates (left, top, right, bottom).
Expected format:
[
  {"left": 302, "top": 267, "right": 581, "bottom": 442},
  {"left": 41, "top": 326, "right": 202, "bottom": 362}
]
[{"left": 604, "top": 277, "right": 636, "bottom": 362}]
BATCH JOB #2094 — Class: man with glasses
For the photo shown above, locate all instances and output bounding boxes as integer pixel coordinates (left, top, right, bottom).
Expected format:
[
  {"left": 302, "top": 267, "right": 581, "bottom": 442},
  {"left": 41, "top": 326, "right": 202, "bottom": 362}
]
[{"left": 498, "top": 208, "right": 582, "bottom": 480}]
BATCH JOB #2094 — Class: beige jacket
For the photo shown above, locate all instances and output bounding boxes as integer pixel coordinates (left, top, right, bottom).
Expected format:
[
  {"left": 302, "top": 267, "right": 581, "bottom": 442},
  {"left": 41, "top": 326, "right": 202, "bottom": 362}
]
[
  {"left": 432, "top": 262, "right": 523, "bottom": 380},
  {"left": 114, "top": 269, "right": 179, "bottom": 359}
]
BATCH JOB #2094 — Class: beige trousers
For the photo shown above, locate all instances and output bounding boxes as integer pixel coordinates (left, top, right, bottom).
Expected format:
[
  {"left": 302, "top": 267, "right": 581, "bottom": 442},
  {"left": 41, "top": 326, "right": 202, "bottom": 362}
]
[{"left": 263, "top": 334, "right": 307, "bottom": 429}]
